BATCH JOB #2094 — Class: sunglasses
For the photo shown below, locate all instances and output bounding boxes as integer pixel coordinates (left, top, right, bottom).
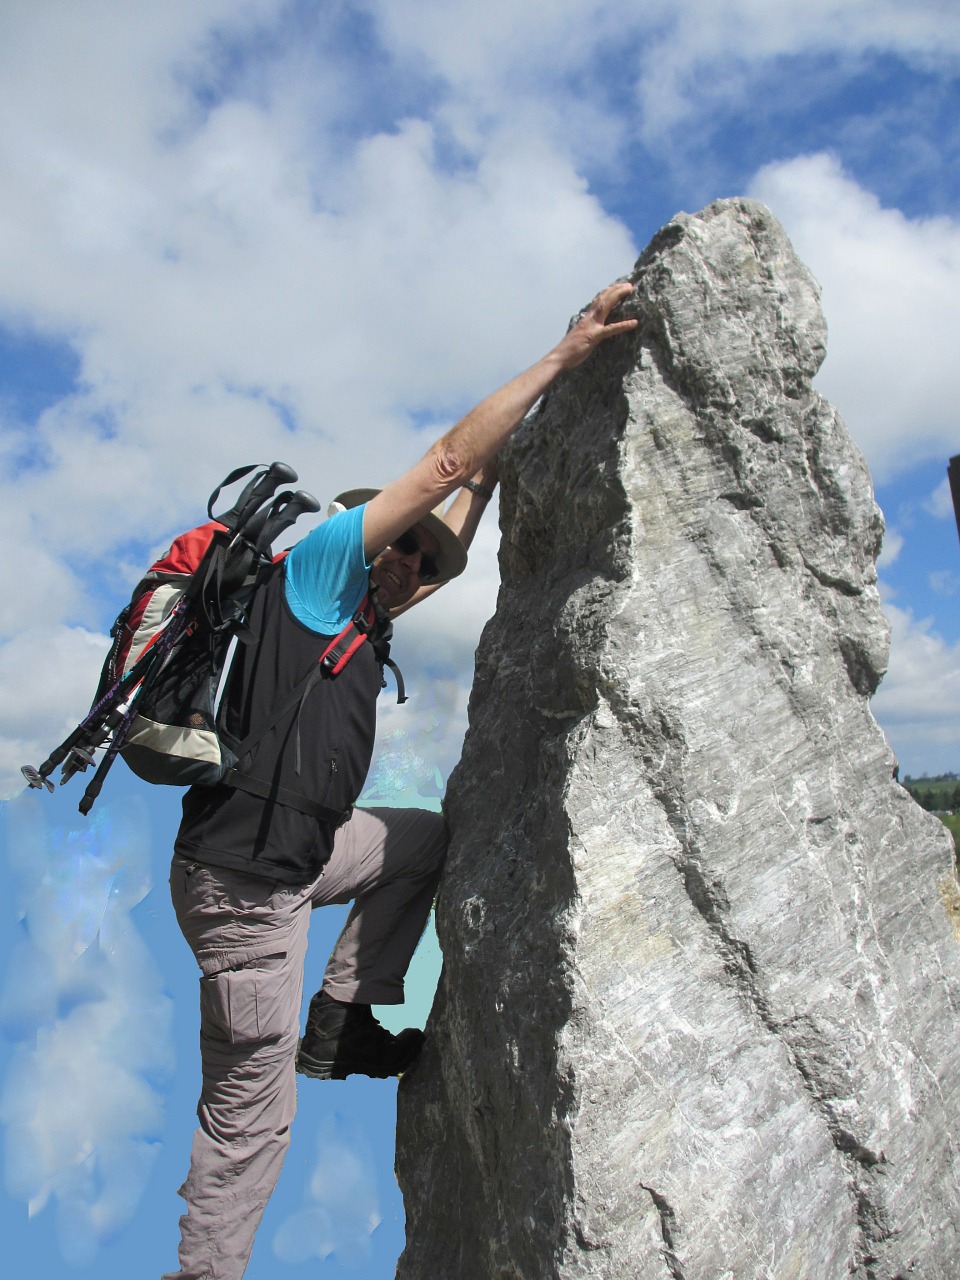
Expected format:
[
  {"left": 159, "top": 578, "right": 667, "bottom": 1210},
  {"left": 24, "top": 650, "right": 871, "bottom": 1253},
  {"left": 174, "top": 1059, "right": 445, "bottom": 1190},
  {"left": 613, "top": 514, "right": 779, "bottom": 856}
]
[{"left": 394, "top": 530, "right": 440, "bottom": 583}]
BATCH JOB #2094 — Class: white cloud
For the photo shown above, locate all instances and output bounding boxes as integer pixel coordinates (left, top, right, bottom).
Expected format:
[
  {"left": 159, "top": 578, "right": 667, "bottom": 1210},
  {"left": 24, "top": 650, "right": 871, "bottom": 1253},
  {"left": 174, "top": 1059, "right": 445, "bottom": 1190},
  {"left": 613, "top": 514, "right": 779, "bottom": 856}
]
[
  {"left": 3, "top": 5, "right": 957, "bottom": 792},
  {"left": 626, "top": 0, "right": 960, "bottom": 139},
  {"left": 749, "top": 152, "right": 960, "bottom": 482},
  {"left": 362, "top": 0, "right": 629, "bottom": 150},
  {"left": 272, "top": 1113, "right": 381, "bottom": 1266},
  {"left": 0, "top": 0, "right": 634, "bottom": 785},
  {"left": 871, "top": 596, "right": 960, "bottom": 776},
  {"left": 926, "top": 476, "right": 955, "bottom": 521},
  {"left": 360, "top": 0, "right": 960, "bottom": 154},
  {"left": 0, "top": 626, "right": 111, "bottom": 799},
  {"left": 0, "top": 793, "right": 173, "bottom": 1266},
  {"left": 877, "top": 527, "right": 904, "bottom": 568},
  {"left": 929, "top": 570, "right": 960, "bottom": 598}
]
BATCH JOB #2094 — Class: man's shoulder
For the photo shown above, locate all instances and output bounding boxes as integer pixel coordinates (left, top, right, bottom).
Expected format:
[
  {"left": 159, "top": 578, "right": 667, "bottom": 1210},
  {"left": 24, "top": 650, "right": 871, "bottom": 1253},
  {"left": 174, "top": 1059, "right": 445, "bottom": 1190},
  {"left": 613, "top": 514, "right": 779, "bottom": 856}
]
[
  {"left": 290, "top": 505, "right": 362, "bottom": 563},
  {"left": 285, "top": 505, "right": 369, "bottom": 632}
]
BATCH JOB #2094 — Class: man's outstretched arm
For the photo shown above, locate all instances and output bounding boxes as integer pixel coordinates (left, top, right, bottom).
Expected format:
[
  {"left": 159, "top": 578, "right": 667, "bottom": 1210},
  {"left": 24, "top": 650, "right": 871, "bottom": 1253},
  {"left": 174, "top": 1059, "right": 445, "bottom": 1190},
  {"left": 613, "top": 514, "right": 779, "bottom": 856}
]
[{"left": 362, "top": 282, "right": 637, "bottom": 562}]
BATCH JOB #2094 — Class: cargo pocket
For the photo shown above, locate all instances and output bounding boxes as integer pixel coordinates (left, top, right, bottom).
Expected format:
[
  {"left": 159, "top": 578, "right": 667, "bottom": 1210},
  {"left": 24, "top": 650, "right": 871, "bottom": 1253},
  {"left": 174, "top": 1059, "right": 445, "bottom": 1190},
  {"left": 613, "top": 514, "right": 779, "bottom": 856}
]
[{"left": 199, "top": 952, "right": 292, "bottom": 1046}]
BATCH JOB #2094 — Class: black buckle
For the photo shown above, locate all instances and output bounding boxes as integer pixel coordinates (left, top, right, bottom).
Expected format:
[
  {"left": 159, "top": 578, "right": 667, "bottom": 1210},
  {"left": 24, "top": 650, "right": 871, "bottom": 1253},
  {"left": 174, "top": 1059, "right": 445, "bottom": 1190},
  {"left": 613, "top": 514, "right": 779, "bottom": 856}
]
[{"left": 321, "top": 650, "right": 340, "bottom": 672}]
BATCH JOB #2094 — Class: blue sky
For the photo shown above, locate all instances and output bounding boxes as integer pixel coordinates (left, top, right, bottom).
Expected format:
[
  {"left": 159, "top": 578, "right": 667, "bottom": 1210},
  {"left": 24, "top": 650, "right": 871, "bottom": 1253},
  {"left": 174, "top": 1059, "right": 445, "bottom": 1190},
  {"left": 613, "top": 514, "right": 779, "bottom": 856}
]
[{"left": 2, "top": 2, "right": 960, "bottom": 1277}]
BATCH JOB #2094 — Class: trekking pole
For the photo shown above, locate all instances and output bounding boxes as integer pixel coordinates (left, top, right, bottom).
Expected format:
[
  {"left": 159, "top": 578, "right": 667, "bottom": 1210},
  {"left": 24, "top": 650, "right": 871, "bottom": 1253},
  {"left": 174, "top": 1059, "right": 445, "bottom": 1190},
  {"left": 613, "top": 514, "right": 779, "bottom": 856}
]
[
  {"left": 238, "top": 492, "right": 287, "bottom": 547},
  {"left": 20, "top": 598, "right": 188, "bottom": 794},
  {"left": 77, "top": 693, "right": 148, "bottom": 815},
  {"left": 246, "top": 490, "right": 321, "bottom": 556},
  {"left": 75, "top": 600, "right": 197, "bottom": 813},
  {"left": 193, "top": 464, "right": 301, "bottom": 630},
  {"left": 210, "top": 461, "right": 298, "bottom": 535},
  {"left": 21, "top": 637, "right": 162, "bottom": 789}
]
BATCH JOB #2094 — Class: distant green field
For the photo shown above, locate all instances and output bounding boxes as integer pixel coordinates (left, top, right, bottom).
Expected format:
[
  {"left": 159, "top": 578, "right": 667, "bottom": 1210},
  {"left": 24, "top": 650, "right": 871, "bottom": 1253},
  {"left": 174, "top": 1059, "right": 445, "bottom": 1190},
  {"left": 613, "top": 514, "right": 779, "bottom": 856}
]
[
  {"left": 899, "top": 775, "right": 959, "bottom": 861},
  {"left": 901, "top": 773, "right": 960, "bottom": 814}
]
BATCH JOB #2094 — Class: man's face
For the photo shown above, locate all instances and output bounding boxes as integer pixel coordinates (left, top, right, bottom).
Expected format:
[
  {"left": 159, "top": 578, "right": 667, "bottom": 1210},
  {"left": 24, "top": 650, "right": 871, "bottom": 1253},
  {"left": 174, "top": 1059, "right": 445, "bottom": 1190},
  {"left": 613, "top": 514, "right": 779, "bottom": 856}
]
[{"left": 370, "top": 522, "right": 441, "bottom": 608}]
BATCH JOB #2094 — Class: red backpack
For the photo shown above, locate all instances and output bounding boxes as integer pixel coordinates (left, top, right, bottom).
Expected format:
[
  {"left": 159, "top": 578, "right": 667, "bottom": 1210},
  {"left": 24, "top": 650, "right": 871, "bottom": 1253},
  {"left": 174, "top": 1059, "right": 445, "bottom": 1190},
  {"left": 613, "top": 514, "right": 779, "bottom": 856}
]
[{"left": 22, "top": 462, "right": 401, "bottom": 815}]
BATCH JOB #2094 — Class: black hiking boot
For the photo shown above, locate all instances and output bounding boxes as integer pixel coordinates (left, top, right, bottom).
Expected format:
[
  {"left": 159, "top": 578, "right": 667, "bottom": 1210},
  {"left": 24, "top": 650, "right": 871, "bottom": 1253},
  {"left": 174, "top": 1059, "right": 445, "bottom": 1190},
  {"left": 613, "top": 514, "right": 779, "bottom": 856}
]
[{"left": 296, "top": 989, "right": 425, "bottom": 1081}]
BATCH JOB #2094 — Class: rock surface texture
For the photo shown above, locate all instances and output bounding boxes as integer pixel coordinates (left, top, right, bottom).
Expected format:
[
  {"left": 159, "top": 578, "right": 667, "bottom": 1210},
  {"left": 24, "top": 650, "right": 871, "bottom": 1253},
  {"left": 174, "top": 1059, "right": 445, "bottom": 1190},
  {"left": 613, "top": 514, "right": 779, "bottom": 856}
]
[{"left": 395, "top": 199, "right": 960, "bottom": 1280}]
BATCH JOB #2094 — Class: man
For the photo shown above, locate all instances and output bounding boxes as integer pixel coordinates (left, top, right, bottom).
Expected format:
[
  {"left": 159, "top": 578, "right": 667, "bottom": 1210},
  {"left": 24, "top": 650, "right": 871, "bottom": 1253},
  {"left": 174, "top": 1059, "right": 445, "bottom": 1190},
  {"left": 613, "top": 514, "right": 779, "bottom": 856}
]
[{"left": 163, "top": 281, "right": 638, "bottom": 1279}]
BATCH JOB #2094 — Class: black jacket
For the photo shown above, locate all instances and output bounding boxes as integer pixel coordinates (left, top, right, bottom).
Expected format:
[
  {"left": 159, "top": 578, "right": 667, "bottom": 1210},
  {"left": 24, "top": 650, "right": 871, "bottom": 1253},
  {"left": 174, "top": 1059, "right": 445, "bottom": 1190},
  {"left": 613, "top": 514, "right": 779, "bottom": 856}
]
[{"left": 174, "top": 562, "right": 380, "bottom": 883}]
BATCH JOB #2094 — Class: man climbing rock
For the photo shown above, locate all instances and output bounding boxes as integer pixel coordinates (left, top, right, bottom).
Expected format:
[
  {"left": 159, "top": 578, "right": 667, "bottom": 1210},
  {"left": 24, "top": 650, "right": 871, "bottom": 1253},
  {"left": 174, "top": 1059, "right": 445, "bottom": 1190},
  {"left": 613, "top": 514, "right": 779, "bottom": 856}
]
[{"left": 162, "top": 281, "right": 638, "bottom": 1279}]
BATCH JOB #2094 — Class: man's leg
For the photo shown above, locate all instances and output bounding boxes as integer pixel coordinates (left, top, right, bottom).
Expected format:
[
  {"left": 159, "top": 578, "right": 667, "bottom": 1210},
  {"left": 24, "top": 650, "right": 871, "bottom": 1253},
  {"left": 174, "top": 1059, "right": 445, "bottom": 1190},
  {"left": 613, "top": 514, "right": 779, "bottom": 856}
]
[
  {"left": 297, "top": 807, "right": 446, "bottom": 1079},
  {"left": 163, "top": 856, "right": 311, "bottom": 1280},
  {"left": 318, "top": 806, "right": 447, "bottom": 1004}
]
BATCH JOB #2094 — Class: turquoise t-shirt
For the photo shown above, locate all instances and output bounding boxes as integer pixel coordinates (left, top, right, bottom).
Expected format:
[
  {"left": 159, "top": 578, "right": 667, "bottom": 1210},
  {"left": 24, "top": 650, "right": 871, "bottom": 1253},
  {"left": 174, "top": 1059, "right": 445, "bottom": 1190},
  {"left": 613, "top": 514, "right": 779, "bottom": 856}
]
[{"left": 284, "top": 503, "right": 372, "bottom": 634}]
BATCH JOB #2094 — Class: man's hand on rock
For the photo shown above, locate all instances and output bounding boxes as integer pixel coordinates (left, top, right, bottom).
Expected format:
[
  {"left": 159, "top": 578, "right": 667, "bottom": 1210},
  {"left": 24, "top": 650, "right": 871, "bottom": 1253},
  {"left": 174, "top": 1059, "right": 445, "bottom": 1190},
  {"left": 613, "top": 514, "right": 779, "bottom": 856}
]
[
  {"left": 361, "top": 280, "right": 639, "bottom": 560},
  {"left": 552, "top": 281, "right": 638, "bottom": 371}
]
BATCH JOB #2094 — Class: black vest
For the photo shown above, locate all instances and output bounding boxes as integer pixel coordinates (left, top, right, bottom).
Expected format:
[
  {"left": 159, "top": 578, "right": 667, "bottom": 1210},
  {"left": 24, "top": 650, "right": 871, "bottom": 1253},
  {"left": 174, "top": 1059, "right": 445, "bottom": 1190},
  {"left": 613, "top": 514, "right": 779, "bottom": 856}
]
[{"left": 174, "top": 562, "right": 380, "bottom": 883}]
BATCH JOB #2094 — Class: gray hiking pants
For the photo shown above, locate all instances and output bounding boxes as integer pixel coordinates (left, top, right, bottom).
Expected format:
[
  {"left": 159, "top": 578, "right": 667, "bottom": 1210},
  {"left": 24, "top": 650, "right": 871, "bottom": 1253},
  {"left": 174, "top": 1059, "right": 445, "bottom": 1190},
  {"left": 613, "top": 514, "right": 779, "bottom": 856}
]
[{"left": 161, "top": 805, "right": 446, "bottom": 1280}]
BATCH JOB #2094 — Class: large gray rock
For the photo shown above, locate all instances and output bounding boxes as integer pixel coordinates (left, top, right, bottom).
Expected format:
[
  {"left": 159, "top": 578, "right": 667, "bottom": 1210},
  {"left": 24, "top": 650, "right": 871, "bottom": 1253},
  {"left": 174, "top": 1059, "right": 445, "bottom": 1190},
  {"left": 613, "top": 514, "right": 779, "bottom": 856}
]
[{"left": 395, "top": 198, "right": 960, "bottom": 1279}]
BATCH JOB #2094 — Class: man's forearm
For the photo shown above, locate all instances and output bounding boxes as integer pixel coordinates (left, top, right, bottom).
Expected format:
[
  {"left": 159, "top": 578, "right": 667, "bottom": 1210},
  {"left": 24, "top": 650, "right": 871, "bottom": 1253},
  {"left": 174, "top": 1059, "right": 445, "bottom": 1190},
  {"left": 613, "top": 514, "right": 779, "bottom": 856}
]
[
  {"left": 363, "top": 283, "right": 637, "bottom": 559},
  {"left": 439, "top": 464, "right": 499, "bottom": 551},
  {"left": 387, "top": 467, "right": 499, "bottom": 617},
  {"left": 429, "top": 350, "right": 567, "bottom": 487}
]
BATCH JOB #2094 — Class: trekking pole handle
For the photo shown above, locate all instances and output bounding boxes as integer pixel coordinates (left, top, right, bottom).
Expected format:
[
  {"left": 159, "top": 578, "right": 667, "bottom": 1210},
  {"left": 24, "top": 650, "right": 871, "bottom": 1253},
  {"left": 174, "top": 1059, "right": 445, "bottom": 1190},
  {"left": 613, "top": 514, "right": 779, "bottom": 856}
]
[
  {"left": 253, "top": 490, "right": 322, "bottom": 555},
  {"left": 209, "top": 461, "right": 299, "bottom": 534},
  {"left": 240, "top": 490, "right": 290, "bottom": 546}
]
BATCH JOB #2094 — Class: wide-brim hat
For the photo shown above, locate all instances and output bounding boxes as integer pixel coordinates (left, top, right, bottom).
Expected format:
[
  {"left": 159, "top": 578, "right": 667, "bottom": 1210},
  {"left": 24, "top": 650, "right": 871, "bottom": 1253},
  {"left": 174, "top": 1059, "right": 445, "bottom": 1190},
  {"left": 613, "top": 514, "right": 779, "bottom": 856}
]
[{"left": 329, "top": 488, "right": 468, "bottom": 584}]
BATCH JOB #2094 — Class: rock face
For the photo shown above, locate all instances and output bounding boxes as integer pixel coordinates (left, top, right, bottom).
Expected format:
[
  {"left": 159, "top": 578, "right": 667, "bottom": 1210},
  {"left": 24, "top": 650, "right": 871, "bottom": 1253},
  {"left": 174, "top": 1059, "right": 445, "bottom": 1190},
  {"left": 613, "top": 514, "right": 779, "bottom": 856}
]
[{"left": 395, "top": 199, "right": 960, "bottom": 1279}]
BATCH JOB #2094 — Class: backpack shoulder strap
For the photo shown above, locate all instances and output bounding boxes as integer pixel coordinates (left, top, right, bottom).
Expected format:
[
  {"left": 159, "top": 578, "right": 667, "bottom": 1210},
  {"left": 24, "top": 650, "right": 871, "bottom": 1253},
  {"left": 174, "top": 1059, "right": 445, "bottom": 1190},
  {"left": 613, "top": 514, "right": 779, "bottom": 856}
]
[
  {"left": 318, "top": 593, "right": 377, "bottom": 676},
  {"left": 316, "top": 593, "right": 407, "bottom": 703}
]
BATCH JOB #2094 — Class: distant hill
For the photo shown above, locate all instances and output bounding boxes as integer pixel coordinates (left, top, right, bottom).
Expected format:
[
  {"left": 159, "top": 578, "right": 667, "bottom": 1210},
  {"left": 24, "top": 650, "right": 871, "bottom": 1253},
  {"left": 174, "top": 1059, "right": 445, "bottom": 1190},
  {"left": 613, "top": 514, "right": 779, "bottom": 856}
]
[
  {"left": 901, "top": 773, "right": 960, "bottom": 812},
  {"left": 900, "top": 774, "right": 960, "bottom": 853}
]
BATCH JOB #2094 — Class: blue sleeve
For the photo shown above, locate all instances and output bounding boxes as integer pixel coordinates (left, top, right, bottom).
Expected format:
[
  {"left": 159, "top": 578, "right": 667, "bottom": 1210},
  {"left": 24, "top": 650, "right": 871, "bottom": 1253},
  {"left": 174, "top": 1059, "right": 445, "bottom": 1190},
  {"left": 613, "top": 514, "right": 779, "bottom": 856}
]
[{"left": 284, "top": 503, "right": 372, "bottom": 633}]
